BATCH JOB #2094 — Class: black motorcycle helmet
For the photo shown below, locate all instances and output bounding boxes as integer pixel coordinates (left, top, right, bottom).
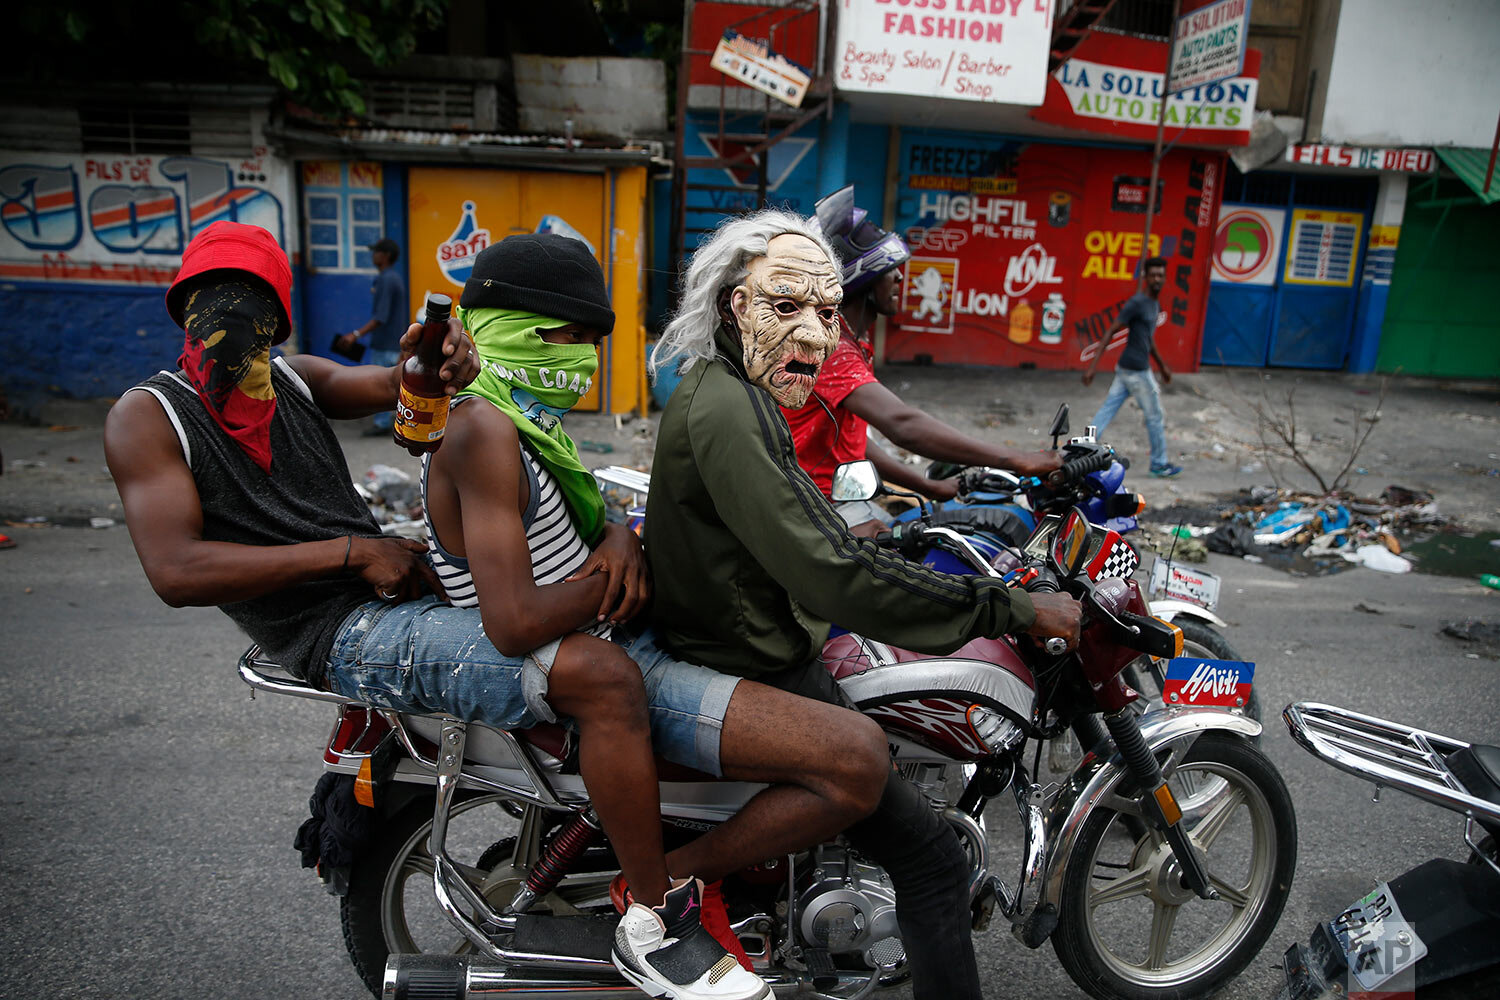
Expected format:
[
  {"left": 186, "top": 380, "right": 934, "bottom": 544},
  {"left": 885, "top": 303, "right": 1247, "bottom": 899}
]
[{"left": 810, "top": 185, "right": 910, "bottom": 295}]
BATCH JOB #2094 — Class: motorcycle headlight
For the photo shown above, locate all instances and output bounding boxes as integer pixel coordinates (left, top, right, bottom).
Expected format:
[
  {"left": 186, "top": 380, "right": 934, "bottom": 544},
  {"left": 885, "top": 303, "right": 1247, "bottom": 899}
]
[{"left": 967, "top": 705, "right": 1023, "bottom": 754}]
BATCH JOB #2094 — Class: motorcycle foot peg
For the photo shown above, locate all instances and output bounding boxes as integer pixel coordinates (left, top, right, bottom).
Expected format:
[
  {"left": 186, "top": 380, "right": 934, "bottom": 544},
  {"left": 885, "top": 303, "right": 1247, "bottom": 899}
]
[
  {"left": 971, "top": 876, "right": 1006, "bottom": 931},
  {"left": 804, "top": 947, "right": 839, "bottom": 991},
  {"left": 385, "top": 953, "right": 468, "bottom": 1000}
]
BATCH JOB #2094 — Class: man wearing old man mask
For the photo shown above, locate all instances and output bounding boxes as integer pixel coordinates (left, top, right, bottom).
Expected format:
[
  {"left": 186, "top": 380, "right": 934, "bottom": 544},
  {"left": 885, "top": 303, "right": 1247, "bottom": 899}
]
[{"left": 645, "top": 209, "right": 1082, "bottom": 1000}]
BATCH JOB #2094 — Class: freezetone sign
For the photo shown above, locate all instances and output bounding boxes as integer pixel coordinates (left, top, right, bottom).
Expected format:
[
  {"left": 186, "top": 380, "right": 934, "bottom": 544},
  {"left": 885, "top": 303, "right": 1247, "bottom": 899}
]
[{"left": 836, "top": 0, "right": 1054, "bottom": 105}]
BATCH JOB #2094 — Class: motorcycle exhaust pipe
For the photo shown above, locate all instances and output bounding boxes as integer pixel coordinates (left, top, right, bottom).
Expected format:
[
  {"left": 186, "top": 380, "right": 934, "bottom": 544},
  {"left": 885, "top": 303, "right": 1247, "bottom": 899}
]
[
  {"left": 384, "top": 954, "right": 636, "bottom": 999},
  {"left": 384, "top": 955, "right": 875, "bottom": 999}
]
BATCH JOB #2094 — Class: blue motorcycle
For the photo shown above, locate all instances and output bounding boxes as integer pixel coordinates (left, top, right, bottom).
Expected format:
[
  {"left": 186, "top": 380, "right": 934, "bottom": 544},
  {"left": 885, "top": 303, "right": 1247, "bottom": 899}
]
[{"left": 879, "top": 404, "right": 1257, "bottom": 727}]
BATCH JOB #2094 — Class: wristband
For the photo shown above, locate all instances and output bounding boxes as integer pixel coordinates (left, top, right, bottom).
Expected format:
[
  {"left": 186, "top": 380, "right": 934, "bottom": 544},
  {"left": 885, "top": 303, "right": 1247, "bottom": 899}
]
[{"left": 341, "top": 535, "right": 352, "bottom": 572}]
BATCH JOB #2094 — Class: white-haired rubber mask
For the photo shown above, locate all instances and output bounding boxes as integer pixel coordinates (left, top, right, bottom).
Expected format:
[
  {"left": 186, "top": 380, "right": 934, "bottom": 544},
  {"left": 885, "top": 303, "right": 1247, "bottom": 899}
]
[{"left": 731, "top": 233, "right": 842, "bottom": 409}]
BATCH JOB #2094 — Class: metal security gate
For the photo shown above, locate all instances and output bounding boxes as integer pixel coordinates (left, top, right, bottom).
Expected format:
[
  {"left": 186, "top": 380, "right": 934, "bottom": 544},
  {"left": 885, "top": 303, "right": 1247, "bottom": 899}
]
[{"left": 1202, "top": 170, "right": 1376, "bottom": 369}]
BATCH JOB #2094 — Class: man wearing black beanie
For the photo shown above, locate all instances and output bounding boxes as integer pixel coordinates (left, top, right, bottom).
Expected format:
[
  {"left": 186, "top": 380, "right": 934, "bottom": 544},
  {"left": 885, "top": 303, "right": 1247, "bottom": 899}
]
[
  {"left": 422, "top": 233, "right": 891, "bottom": 1000},
  {"left": 458, "top": 232, "right": 617, "bottom": 330}
]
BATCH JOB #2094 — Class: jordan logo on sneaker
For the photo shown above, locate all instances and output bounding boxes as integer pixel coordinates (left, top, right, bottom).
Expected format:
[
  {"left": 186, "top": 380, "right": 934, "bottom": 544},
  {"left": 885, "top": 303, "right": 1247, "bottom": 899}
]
[{"left": 679, "top": 895, "right": 700, "bottom": 920}]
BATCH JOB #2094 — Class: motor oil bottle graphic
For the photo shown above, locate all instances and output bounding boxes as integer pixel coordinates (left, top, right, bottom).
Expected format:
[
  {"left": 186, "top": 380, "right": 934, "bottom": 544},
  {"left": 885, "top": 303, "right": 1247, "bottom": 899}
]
[
  {"left": 1040, "top": 293, "right": 1066, "bottom": 345},
  {"left": 1008, "top": 298, "right": 1034, "bottom": 344}
]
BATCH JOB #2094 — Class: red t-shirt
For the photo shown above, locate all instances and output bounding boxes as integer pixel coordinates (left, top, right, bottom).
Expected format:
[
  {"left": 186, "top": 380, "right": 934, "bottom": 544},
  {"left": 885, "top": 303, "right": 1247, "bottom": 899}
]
[{"left": 783, "top": 319, "right": 880, "bottom": 496}]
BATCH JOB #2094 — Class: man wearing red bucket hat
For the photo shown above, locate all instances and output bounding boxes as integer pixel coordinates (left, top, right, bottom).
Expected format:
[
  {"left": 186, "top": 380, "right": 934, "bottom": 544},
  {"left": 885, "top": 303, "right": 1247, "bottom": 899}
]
[{"left": 105, "top": 221, "right": 781, "bottom": 1000}]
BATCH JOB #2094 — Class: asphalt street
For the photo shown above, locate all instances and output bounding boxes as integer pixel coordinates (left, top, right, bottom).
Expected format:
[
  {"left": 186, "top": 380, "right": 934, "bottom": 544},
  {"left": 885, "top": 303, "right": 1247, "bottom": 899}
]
[
  {"left": 2, "top": 371, "right": 1499, "bottom": 999},
  {"left": 3, "top": 493, "right": 1498, "bottom": 1000}
]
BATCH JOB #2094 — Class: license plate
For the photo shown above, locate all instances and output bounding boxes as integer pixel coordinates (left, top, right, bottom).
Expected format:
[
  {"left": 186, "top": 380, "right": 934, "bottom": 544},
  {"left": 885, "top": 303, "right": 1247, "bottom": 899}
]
[
  {"left": 1149, "top": 559, "right": 1221, "bottom": 611},
  {"left": 1160, "top": 657, "right": 1254, "bottom": 709},
  {"left": 1331, "top": 882, "right": 1427, "bottom": 993}
]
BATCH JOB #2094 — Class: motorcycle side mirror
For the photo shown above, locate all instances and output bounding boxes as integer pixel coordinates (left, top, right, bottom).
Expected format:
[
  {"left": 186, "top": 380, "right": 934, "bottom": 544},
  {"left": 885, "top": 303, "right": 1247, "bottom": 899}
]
[
  {"left": 1050, "top": 505, "right": 1093, "bottom": 578},
  {"left": 1048, "top": 403, "right": 1070, "bottom": 449},
  {"left": 830, "top": 460, "right": 882, "bottom": 502}
]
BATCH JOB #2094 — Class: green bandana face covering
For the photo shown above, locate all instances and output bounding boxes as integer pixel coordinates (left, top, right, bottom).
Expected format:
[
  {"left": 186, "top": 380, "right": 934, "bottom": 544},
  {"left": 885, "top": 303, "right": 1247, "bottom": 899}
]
[{"left": 457, "top": 306, "right": 607, "bottom": 544}]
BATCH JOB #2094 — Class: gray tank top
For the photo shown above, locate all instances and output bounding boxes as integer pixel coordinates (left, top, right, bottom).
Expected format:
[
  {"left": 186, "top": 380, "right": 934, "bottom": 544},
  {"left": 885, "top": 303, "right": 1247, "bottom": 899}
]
[{"left": 128, "top": 358, "right": 383, "bottom": 685}]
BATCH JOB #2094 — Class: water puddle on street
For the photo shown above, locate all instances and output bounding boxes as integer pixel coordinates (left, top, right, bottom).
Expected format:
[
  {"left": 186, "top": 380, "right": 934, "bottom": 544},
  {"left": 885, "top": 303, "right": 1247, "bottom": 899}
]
[
  {"left": 1401, "top": 532, "right": 1500, "bottom": 578},
  {"left": 1254, "top": 548, "right": 1357, "bottom": 578}
]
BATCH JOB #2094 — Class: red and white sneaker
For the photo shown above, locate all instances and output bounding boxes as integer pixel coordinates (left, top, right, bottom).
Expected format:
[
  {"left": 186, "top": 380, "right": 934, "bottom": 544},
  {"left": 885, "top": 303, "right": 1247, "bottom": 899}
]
[
  {"left": 612, "top": 877, "right": 770, "bottom": 1000},
  {"left": 610, "top": 873, "right": 753, "bottom": 971}
]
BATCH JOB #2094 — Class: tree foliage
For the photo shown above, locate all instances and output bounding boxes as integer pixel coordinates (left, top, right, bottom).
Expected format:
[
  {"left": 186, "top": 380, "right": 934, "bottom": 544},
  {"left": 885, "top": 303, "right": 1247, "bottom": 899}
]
[{"left": 22, "top": 0, "right": 450, "bottom": 118}]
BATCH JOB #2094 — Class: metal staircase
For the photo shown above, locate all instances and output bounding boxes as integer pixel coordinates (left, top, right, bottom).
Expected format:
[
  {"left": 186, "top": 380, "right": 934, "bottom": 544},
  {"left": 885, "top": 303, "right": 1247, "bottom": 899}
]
[
  {"left": 669, "top": 0, "right": 831, "bottom": 282},
  {"left": 1049, "top": 0, "right": 1124, "bottom": 73},
  {"left": 668, "top": 0, "right": 1126, "bottom": 281}
]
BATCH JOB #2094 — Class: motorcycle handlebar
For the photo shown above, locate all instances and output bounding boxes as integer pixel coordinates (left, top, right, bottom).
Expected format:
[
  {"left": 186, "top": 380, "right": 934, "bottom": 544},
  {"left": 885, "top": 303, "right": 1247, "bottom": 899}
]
[
  {"left": 1054, "top": 449, "right": 1114, "bottom": 485},
  {"left": 957, "top": 468, "right": 1023, "bottom": 497},
  {"left": 873, "top": 522, "right": 929, "bottom": 557}
]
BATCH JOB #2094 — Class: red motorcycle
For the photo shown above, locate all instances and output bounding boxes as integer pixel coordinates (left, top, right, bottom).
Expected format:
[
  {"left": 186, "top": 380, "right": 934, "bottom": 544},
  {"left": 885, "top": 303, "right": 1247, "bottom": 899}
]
[{"left": 243, "top": 480, "right": 1293, "bottom": 1000}]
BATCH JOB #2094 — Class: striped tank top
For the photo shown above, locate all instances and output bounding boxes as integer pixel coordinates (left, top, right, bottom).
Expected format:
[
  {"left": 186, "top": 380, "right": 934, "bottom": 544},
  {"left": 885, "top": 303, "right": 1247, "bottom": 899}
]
[{"left": 421, "top": 409, "right": 610, "bottom": 639}]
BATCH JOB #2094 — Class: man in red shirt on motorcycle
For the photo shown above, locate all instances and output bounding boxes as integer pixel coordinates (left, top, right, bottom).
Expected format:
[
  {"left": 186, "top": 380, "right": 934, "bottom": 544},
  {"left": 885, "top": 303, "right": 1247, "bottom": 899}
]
[{"left": 782, "top": 186, "right": 1061, "bottom": 534}]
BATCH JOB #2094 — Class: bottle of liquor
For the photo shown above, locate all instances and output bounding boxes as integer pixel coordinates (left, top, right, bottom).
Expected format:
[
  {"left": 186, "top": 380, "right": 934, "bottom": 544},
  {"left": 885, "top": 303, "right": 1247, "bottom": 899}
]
[{"left": 393, "top": 293, "right": 454, "bottom": 455}]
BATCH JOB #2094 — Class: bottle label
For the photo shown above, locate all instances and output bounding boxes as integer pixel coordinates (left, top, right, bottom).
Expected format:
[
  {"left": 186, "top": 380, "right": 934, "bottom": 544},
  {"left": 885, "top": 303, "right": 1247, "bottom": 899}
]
[{"left": 395, "top": 387, "right": 449, "bottom": 442}]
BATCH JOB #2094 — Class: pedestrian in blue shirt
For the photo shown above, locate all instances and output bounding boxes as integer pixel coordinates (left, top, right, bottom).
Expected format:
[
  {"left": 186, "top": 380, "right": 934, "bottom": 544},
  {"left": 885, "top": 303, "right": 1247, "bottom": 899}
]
[
  {"left": 336, "top": 237, "right": 407, "bottom": 434},
  {"left": 1081, "top": 256, "right": 1180, "bottom": 477}
]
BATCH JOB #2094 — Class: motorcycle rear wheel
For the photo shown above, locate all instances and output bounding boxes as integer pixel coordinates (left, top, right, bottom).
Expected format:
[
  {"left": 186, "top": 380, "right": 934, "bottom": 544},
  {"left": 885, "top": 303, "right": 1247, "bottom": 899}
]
[
  {"left": 1051, "top": 732, "right": 1296, "bottom": 1000},
  {"left": 340, "top": 793, "right": 606, "bottom": 998}
]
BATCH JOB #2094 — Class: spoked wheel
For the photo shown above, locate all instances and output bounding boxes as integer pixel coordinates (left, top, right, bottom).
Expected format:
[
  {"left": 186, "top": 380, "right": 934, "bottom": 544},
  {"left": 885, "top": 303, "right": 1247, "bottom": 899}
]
[
  {"left": 340, "top": 794, "right": 613, "bottom": 998},
  {"left": 1052, "top": 733, "right": 1297, "bottom": 1000}
]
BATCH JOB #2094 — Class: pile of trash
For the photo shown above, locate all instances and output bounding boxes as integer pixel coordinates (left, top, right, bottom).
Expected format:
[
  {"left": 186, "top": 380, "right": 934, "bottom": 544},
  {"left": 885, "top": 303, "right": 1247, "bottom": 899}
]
[
  {"left": 1193, "top": 485, "right": 1443, "bottom": 574},
  {"left": 355, "top": 464, "right": 425, "bottom": 538}
]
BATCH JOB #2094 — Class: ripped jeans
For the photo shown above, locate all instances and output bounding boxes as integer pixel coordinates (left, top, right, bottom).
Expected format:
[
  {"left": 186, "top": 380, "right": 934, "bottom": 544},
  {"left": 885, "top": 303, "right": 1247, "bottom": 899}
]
[{"left": 323, "top": 596, "right": 741, "bottom": 775}]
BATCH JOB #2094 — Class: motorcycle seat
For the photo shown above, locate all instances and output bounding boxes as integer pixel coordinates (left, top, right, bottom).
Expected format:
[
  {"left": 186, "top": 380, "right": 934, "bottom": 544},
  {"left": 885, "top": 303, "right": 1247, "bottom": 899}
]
[
  {"left": 237, "top": 646, "right": 721, "bottom": 784},
  {"left": 515, "top": 723, "right": 720, "bottom": 784},
  {"left": 1449, "top": 743, "right": 1500, "bottom": 836}
]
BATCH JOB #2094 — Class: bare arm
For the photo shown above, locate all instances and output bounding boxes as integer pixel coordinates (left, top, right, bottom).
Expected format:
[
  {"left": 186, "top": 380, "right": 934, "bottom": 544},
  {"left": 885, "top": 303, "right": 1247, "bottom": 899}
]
[
  {"left": 104, "top": 391, "right": 437, "bottom": 607},
  {"left": 843, "top": 381, "right": 1059, "bottom": 477},
  {"left": 865, "top": 439, "right": 957, "bottom": 500},
  {"left": 289, "top": 317, "right": 478, "bottom": 420},
  {"left": 1082, "top": 315, "right": 1129, "bottom": 386},
  {"left": 428, "top": 402, "right": 610, "bottom": 656}
]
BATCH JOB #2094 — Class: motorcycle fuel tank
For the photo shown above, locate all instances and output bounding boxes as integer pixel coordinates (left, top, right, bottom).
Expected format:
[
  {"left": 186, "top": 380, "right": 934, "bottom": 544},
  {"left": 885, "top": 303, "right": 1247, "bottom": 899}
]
[{"left": 822, "top": 632, "right": 1036, "bottom": 758}]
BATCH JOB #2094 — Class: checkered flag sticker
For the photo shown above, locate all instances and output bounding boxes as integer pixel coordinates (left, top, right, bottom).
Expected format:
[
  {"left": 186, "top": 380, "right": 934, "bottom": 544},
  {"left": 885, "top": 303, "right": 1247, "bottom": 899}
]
[{"left": 1090, "top": 534, "right": 1141, "bottom": 580}]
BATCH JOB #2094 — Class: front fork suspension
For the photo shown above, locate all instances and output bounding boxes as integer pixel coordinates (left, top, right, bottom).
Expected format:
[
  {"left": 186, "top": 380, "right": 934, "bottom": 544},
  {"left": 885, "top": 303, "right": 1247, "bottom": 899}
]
[{"left": 1103, "top": 708, "right": 1218, "bottom": 901}]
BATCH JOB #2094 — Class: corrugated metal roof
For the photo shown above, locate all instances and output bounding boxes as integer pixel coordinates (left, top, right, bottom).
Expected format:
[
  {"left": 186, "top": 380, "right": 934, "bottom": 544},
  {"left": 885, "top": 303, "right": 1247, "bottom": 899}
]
[{"left": 1436, "top": 147, "right": 1500, "bottom": 205}]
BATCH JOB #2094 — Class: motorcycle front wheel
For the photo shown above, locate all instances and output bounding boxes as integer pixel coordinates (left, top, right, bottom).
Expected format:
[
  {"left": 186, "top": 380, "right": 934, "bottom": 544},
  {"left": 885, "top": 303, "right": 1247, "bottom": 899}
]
[{"left": 1051, "top": 732, "right": 1296, "bottom": 1000}]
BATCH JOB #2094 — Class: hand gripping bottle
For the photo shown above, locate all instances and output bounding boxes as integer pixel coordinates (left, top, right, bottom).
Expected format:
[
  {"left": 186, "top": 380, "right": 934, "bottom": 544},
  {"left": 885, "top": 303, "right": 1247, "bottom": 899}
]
[{"left": 393, "top": 293, "right": 454, "bottom": 455}]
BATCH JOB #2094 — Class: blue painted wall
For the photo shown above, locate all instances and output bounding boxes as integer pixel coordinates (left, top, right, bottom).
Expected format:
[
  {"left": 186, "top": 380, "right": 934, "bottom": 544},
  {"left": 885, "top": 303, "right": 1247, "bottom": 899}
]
[
  {"left": 1, "top": 283, "right": 181, "bottom": 404},
  {"left": 299, "top": 162, "right": 409, "bottom": 365},
  {"left": 845, "top": 122, "right": 891, "bottom": 217}
]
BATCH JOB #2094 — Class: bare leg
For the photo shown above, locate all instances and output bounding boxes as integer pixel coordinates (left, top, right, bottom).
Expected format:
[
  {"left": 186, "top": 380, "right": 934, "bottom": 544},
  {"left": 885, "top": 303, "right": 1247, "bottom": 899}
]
[
  {"left": 664, "top": 680, "right": 888, "bottom": 883},
  {"left": 545, "top": 635, "right": 672, "bottom": 907}
]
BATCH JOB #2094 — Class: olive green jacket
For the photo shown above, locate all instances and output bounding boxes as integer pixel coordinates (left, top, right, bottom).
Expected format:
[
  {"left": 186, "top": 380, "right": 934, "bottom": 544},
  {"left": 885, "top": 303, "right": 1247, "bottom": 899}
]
[{"left": 646, "top": 331, "right": 1036, "bottom": 679}]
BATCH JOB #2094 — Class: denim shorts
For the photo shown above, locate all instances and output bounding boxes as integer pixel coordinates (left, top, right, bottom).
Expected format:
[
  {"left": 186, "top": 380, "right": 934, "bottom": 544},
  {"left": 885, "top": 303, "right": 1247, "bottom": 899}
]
[{"left": 323, "top": 598, "right": 741, "bottom": 775}]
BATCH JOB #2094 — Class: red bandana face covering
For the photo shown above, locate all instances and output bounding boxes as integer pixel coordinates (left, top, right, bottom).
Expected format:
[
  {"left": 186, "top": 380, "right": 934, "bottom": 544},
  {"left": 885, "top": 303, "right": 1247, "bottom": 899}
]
[{"left": 177, "top": 280, "right": 281, "bottom": 473}]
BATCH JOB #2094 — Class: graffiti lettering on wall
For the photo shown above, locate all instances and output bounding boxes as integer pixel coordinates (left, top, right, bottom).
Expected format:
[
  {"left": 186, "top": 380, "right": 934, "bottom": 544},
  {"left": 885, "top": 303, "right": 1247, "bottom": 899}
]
[{"left": 0, "top": 151, "right": 289, "bottom": 285}]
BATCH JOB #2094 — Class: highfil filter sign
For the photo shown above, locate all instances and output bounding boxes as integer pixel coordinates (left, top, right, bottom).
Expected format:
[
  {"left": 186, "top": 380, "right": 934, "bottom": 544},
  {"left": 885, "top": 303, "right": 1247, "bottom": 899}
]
[{"left": 835, "top": 0, "right": 1055, "bottom": 106}]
